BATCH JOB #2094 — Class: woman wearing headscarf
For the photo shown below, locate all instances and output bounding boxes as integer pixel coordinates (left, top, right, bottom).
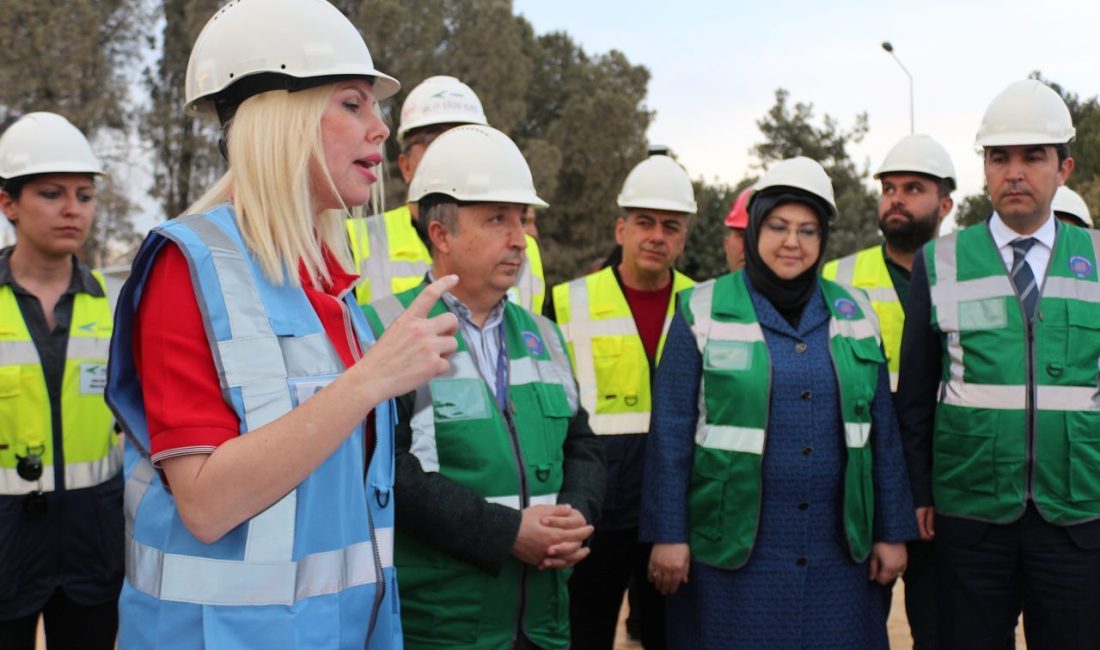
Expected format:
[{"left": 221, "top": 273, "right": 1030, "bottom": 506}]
[
  {"left": 641, "top": 157, "right": 918, "bottom": 649},
  {"left": 105, "top": 0, "right": 459, "bottom": 647}
]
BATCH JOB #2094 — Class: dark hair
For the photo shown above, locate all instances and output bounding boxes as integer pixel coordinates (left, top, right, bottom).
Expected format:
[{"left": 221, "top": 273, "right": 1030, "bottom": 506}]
[
  {"left": 417, "top": 193, "right": 461, "bottom": 253},
  {"left": 1055, "top": 143, "right": 1071, "bottom": 165},
  {"left": 935, "top": 177, "right": 954, "bottom": 199},
  {"left": 0, "top": 176, "right": 28, "bottom": 199}
]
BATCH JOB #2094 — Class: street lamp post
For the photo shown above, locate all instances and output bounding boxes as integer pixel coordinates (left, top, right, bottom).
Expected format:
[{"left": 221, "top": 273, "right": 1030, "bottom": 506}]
[{"left": 881, "top": 41, "right": 914, "bottom": 134}]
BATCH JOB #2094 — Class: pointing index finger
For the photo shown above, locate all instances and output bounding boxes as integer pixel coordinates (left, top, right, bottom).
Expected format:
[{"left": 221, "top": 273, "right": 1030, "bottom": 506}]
[{"left": 404, "top": 275, "right": 459, "bottom": 319}]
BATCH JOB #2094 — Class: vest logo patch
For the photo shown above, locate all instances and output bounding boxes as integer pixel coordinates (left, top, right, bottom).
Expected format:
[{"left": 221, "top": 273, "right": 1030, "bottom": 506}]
[
  {"left": 522, "top": 330, "right": 545, "bottom": 357},
  {"left": 1069, "top": 255, "right": 1093, "bottom": 279},
  {"left": 79, "top": 363, "right": 107, "bottom": 395},
  {"left": 834, "top": 298, "right": 859, "bottom": 319},
  {"left": 78, "top": 321, "right": 97, "bottom": 334}
]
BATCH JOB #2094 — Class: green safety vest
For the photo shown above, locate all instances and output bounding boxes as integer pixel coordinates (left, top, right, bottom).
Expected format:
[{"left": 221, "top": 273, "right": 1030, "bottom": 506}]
[
  {"left": 680, "top": 272, "right": 883, "bottom": 569},
  {"left": 0, "top": 271, "right": 120, "bottom": 494},
  {"left": 347, "top": 205, "right": 546, "bottom": 311},
  {"left": 365, "top": 285, "right": 578, "bottom": 650},
  {"left": 552, "top": 267, "right": 694, "bottom": 435},
  {"left": 926, "top": 223, "right": 1100, "bottom": 525},
  {"left": 823, "top": 245, "right": 904, "bottom": 391}
]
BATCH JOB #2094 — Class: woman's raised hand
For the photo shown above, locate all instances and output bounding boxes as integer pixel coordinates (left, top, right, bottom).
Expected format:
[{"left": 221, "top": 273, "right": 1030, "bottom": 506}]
[{"left": 358, "top": 275, "right": 460, "bottom": 399}]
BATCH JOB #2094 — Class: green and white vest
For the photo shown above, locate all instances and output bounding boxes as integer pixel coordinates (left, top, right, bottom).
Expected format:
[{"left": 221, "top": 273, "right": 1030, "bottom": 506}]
[
  {"left": 926, "top": 223, "right": 1100, "bottom": 525},
  {"left": 365, "top": 285, "right": 579, "bottom": 650},
  {"left": 681, "top": 272, "right": 883, "bottom": 569}
]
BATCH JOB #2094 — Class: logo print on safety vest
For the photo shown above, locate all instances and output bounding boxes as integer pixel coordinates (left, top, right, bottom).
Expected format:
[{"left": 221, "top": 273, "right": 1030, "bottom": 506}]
[
  {"left": 522, "top": 331, "right": 545, "bottom": 357},
  {"left": 834, "top": 298, "right": 859, "bottom": 319},
  {"left": 1069, "top": 255, "right": 1093, "bottom": 279}
]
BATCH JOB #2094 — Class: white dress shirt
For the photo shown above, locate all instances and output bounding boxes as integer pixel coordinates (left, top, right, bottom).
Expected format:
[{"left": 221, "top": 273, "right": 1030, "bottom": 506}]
[{"left": 988, "top": 211, "right": 1058, "bottom": 288}]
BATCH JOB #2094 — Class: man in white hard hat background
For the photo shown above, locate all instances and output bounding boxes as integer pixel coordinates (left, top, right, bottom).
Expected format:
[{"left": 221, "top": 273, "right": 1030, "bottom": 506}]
[
  {"left": 550, "top": 152, "right": 696, "bottom": 649},
  {"left": 897, "top": 79, "right": 1100, "bottom": 649},
  {"left": 363, "top": 124, "right": 604, "bottom": 650},
  {"left": 347, "top": 75, "right": 547, "bottom": 312},
  {"left": 1052, "top": 186, "right": 1093, "bottom": 229},
  {"left": 823, "top": 134, "right": 955, "bottom": 648}
]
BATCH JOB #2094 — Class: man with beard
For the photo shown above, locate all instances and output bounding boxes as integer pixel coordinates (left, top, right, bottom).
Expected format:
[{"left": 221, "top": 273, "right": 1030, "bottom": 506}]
[{"left": 823, "top": 133, "right": 954, "bottom": 649}]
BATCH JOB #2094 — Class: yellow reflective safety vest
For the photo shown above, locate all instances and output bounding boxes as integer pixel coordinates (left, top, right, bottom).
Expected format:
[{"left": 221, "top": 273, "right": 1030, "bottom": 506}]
[
  {"left": 552, "top": 267, "right": 694, "bottom": 435},
  {"left": 823, "top": 245, "right": 904, "bottom": 391},
  {"left": 347, "top": 204, "right": 546, "bottom": 311},
  {"left": 0, "top": 271, "right": 119, "bottom": 494}
]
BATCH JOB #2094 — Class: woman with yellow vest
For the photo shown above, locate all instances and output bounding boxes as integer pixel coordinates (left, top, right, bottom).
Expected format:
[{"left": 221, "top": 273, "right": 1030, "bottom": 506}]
[
  {"left": 0, "top": 112, "right": 121, "bottom": 648},
  {"left": 640, "top": 157, "right": 917, "bottom": 649}
]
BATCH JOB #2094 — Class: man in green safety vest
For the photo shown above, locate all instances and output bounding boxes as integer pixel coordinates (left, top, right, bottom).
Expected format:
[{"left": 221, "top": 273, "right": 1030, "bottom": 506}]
[
  {"left": 897, "top": 79, "right": 1100, "bottom": 649},
  {"left": 550, "top": 152, "right": 696, "bottom": 649},
  {"left": 346, "top": 75, "right": 546, "bottom": 311},
  {"left": 822, "top": 133, "right": 955, "bottom": 648},
  {"left": 363, "top": 123, "right": 605, "bottom": 650}
]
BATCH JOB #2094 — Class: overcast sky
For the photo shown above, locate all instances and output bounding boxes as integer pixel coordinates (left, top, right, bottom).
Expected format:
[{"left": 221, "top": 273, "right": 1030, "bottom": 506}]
[
  {"left": 3, "top": 1, "right": 1097, "bottom": 249},
  {"left": 513, "top": 0, "right": 1100, "bottom": 226}
]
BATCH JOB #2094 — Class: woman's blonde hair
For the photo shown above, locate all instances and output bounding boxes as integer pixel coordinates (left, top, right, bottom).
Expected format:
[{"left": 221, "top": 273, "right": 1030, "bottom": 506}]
[{"left": 187, "top": 84, "right": 383, "bottom": 287}]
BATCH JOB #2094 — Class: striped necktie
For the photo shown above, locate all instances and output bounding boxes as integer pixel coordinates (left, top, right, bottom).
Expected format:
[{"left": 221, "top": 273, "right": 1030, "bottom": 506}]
[{"left": 1010, "top": 237, "right": 1038, "bottom": 320}]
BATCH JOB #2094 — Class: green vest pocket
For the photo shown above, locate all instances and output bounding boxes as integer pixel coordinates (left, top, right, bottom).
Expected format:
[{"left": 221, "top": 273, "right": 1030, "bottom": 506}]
[
  {"left": 432, "top": 378, "right": 491, "bottom": 421},
  {"left": 1068, "top": 411, "right": 1100, "bottom": 502},
  {"left": 934, "top": 407, "right": 997, "bottom": 496}
]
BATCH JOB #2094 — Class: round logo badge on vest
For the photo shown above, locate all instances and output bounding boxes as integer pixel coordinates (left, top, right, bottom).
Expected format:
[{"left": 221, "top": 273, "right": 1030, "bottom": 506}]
[
  {"left": 522, "top": 330, "right": 545, "bottom": 357},
  {"left": 834, "top": 298, "right": 859, "bottom": 319},
  {"left": 1069, "top": 255, "right": 1093, "bottom": 279}
]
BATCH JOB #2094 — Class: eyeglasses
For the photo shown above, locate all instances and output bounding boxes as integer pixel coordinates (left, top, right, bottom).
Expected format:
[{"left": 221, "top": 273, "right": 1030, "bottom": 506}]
[
  {"left": 760, "top": 219, "right": 821, "bottom": 242},
  {"left": 401, "top": 127, "right": 449, "bottom": 153}
]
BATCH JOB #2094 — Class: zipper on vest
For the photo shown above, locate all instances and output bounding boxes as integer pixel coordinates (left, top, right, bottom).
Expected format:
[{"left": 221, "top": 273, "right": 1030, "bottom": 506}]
[
  {"left": 1025, "top": 322, "right": 1037, "bottom": 502},
  {"left": 363, "top": 493, "right": 386, "bottom": 647},
  {"left": 363, "top": 402, "right": 385, "bottom": 646},
  {"left": 335, "top": 294, "right": 384, "bottom": 646},
  {"left": 503, "top": 405, "right": 530, "bottom": 645}
]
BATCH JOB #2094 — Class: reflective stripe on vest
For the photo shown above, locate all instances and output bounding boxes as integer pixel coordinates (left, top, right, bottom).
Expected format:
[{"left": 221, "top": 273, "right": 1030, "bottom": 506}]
[
  {"left": 0, "top": 273, "right": 119, "bottom": 494},
  {"left": 119, "top": 208, "right": 395, "bottom": 612},
  {"left": 823, "top": 246, "right": 904, "bottom": 391},
  {"left": 370, "top": 285, "right": 575, "bottom": 649},
  {"left": 347, "top": 206, "right": 431, "bottom": 305},
  {"left": 373, "top": 292, "right": 577, "bottom": 476},
  {"left": 684, "top": 272, "right": 880, "bottom": 568},
  {"left": 127, "top": 527, "right": 394, "bottom": 606},
  {"left": 553, "top": 267, "right": 694, "bottom": 435},
  {"left": 348, "top": 206, "right": 547, "bottom": 312},
  {"left": 926, "top": 223, "right": 1100, "bottom": 524}
]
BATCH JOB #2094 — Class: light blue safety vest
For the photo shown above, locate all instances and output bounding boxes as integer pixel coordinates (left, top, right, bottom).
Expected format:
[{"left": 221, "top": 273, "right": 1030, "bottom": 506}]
[{"left": 107, "top": 205, "right": 402, "bottom": 649}]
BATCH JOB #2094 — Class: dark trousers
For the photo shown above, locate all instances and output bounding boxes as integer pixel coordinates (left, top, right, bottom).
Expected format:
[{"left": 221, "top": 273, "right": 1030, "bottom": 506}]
[
  {"left": 935, "top": 505, "right": 1100, "bottom": 650},
  {"left": 904, "top": 539, "right": 939, "bottom": 650},
  {"left": 569, "top": 528, "right": 664, "bottom": 649},
  {"left": 0, "top": 589, "right": 117, "bottom": 650}
]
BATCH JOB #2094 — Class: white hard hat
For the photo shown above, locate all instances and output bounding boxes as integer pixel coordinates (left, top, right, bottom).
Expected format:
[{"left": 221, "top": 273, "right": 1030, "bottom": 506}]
[
  {"left": 975, "top": 79, "right": 1075, "bottom": 148},
  {"left": 617, "top": 155, "right": 697, "bottom": 214},
  {"left": 398, "top": 75, "right": 489, "bottom": 142},
  {"left": 408, "top": 125, "right": 548, "bottom": 208},
  {"left": 0, "top": 112, "right": 104, "bottom": 180},
  {"left": 874, "top": 134, "right": 956, "bottom": 190},
  {"left": 752, "top": 156, "right": 838, "bottom": 220},
  {"left": 1053, "top": 186, "right": 1092, "bottom": 228},
  {"left": 184, "top": 0, "right": 400, "bottom": 120}
]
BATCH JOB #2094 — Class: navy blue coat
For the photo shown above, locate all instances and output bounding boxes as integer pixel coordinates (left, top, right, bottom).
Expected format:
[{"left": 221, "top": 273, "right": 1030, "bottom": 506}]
[{"left": 640, "top": 278, "right": 918, "bottom": 650}]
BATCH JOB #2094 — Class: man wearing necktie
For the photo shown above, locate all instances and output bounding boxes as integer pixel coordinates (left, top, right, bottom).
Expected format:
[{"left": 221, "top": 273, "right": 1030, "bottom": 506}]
[{"left": 895, "top": 79, "right": 1100, "bottom": 650}]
